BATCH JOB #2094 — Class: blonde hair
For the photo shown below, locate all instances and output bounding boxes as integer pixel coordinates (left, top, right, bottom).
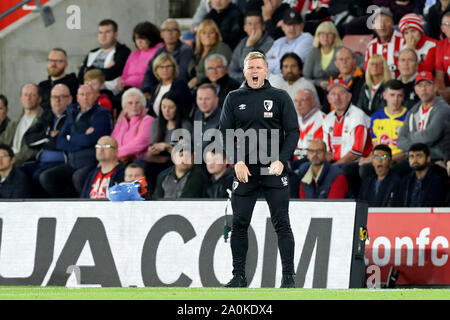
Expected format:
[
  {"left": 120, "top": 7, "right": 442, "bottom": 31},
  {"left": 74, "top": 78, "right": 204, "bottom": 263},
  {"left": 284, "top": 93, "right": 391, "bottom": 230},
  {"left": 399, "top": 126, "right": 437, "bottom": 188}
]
[
  {"left": 313, "top": 21, "right": 343, "bottom": 49},
  {"left": 243, "top": 51, "right": 268, "bottom": 69},
  {"left": 152, "top": 52, "right": 179, "bottom": 80},
  {"left": 84, "top": 69, "right": 105, "bottom": 83},
  {"left": 195, "top": 19, "right": 222, "bottom": 56},
  {"left": 366, "top": 54, "right": 392, "bottom": 90}
]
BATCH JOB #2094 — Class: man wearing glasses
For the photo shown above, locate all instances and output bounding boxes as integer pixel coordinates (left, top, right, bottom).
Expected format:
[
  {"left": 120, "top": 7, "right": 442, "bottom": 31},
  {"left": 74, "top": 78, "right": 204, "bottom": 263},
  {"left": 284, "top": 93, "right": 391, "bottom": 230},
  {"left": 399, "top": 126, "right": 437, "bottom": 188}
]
[
  {"left": 358, "top": 144, "right": 402, "bottom": 207},
  {"left": 141, "top": 19, "right": 194, "bottom": 93},
  {"left": 39, "top": 84, "right": 113, "bottom": 198},
  {"left": 38, "top": 48, "right": 79, "bottom": 109},
  {"left": 199, "top": 54, "right": 240, "bottom": 109},
  {"left": 21, "top": 84, "right": 71, "bottom": 197},
  {"left": 299, "top": 139, "right": 349, "bottom": 199},
  {"left": 80, "top": 136, "right": 124, "bottom": 199}
]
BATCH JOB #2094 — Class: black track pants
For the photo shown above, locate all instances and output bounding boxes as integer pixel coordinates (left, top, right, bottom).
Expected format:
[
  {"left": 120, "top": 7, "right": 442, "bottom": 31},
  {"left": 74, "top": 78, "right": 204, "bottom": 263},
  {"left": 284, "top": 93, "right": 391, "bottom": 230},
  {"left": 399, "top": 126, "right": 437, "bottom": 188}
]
[{"left": 230, "top": 165, "right": 295, "bottom": 276}]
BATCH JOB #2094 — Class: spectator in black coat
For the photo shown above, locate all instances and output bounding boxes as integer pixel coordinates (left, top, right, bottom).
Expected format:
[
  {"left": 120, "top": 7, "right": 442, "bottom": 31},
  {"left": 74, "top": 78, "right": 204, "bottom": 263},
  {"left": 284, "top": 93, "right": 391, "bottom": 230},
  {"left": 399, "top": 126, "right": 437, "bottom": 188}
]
[
  {"left": 204, "top": 150, "right": 234, "bottom": 198},
  {"left": 146, "top": 53, "right": 193, "bottom": 119},
  {"left": 400, "top": 143, "right": 447, "bottom": 207},
  {"left": 359, "top": 144, "right": 402, "bottom": 207},
  {"left": 197, "top": 53, "right": 241, "bottom": 109},
  {"left": 38, "top": 48, "right": 79, "bottom": 109},
  {"left": 0, "top": 144, "right": 31, "bottom": 199},
  {"left": 357, "top": 54, "right": 391, "bottom": 116},
  {"left": 77, "top": 19, "right": 131, "bottom": 95},
  {"left": 205, "top": 0, "right": 245, "bottom": 50},
  {"left": 22, "top": 84, "right": 71, "bottom": 197},
  {"left": 261, "top": 0, "right": 291, "bottom": 40},
  {"left": 39, "top": 84, "right": 113, "bottom": 198},
  {"left": 425, "top": 0, "right": 450, "bottom": 40}
]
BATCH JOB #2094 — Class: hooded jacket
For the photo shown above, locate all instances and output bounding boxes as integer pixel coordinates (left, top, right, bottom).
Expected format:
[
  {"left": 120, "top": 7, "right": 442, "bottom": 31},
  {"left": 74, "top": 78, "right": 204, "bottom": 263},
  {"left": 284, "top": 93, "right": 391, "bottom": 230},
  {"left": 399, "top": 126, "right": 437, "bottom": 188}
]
[{"left": 397, "top": 96, "right": 450, "bottom": 161}]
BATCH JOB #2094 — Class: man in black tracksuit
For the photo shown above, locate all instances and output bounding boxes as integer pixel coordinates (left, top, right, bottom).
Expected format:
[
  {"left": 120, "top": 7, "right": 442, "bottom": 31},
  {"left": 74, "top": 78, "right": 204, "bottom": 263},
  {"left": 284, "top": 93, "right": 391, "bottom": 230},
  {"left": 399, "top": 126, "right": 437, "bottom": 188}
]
[{"left": 219, "top": 51, "right": 299, "bottom": 288}]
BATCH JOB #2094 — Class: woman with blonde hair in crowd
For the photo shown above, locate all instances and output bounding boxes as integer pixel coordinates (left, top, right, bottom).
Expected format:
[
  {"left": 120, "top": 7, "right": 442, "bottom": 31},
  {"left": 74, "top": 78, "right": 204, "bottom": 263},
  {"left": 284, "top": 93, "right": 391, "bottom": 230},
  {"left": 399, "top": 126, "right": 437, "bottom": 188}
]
[
  {"left": 303, "top": 21, "right": 348, "bottom": 91},
  {"left": 357, "top": 54, "right": 392, "bottom": 116},
  {"left": 111, "top": 87, "right": 154, "bottom": 164},
  {"left": 187, "top": 19, "right": 232, "bottom": 88},
  {"left": 147, "top": 52, "right": 192, "bottom": 119}
]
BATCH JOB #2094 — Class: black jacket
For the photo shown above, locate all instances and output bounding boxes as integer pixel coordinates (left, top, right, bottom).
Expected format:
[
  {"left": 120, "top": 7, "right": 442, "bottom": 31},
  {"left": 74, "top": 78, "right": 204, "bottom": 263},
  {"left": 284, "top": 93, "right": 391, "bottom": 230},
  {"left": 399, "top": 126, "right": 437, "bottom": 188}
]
[
  {"left": 205, "top": 3, "right": 245, "bottom": 50},
  {"left": 146, "top": 78, "right": 193, "bottom": 119},
  {"left": 24, "top": 109, "right": 67, "bottom": 153},
  {"left": 0, "top": 167, "right": 31, "bottom": 199},
  {"left": 402, "top": 78, "right": 420, "bottom": 110},
  {"left": 264, "top": 3, "right": 291, "bottom": 40},
  {"left": 219, "top": 80, "right": 299, "bottom": 167},
  {"left": 359, "top": 171, "right": 402, "bottom": 207},
  {"left": 197, "top": 74, "right": 241, "bottom": 109},
  {"left": 204, "top": 168, "right": 234, "bottom": 198},
  {"left": 38, "top": 73, "right": 79, "bottom": 109},
  {"left": 357, "top": 83, "right": 387, "bottom": 116},
  {"left": 80, "top": 162, "right": 125, "bottom": 198},
  {"left": 0, "top": 117, "right": 10, "bottom": 136},
  {"left": 78, "top": 42, "right": 131, "bottom": 83},
  {"left": 425, "top": 1, "right": 448, "bottom": 40},
  {"left": 401, "top": 166, "right": 447, "bottom": 207}
]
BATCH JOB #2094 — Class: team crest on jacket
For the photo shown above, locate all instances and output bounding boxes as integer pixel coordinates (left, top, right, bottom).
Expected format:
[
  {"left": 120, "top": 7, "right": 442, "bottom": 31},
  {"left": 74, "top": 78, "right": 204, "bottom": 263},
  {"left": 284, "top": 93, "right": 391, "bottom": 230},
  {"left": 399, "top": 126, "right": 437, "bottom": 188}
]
[
  {"left": 264, "top": 100, "right": 273, "bottom": 111},
  {"left": 281, "top": 176, "right": 288, "bottom": 186},
  {"left": 232, "top": 181, "right": 239, "bottom": 190}
]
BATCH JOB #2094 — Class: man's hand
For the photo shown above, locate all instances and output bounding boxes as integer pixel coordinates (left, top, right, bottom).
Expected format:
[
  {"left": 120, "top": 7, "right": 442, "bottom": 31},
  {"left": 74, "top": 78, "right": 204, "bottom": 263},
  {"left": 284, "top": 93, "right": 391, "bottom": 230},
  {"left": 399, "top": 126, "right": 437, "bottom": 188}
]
[
  {"left": 246, "top": 29, "right": 263, "bottom": 47},
  {"left": 50, "top": 130, "right": 59, "bottom": 138},
  {"left": 234, "top": 161, "right": 252, "bottom": 183},
  {"left": 404, "top": 32, "right": 420, "bottom": 50},
  {"left": 269, "top": 160, "right": 284, "bottom": 176},
  {"left": 261, "top": 1, "right": 276, "bottom": 21},
  {"left": 358, "top": 156, "right": 372, "bottom": 166},
  {"left": 320, "top": 80, "right": 330, "bottom": 90}
]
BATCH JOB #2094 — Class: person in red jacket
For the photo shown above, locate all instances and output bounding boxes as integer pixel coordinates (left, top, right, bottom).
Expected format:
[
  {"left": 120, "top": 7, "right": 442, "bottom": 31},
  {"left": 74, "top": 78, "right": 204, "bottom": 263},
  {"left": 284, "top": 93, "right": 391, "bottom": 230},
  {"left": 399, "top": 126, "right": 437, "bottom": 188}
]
[
  {"left": 436, "top": 11, "right": 450, "bottom": 103},
  {"left": 299, "top": 139, "right": 349, "bottom": 199},
  {"left": 399, "top": 13, "right": 438, "bottom": 73}
]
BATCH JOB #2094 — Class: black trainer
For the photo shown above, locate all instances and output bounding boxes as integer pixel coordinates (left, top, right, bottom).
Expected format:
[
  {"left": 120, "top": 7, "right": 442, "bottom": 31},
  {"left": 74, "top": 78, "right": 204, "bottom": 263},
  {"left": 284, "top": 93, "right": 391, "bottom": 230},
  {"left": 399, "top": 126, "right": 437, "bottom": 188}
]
[
  {"left": 280, "top": 274, "right": 295, "bottom": 288},
  {"left": 224, "top": 274, "right": 247, "bottom": 288}
]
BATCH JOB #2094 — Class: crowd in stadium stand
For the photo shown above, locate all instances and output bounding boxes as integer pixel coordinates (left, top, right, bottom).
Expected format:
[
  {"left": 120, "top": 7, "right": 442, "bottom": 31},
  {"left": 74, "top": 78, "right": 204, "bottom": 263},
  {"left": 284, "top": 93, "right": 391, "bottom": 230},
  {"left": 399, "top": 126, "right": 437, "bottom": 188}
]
[{"left": 0, "top": 0, "right": 449, "bottom": 206}]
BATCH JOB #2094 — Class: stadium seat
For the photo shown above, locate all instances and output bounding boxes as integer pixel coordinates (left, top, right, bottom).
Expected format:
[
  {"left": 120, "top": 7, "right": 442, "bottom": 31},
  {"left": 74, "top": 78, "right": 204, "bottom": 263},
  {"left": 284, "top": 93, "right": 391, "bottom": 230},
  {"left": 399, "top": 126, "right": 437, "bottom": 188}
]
[{"left": 342, "top": 34, "right": 373, "bottom": 56}]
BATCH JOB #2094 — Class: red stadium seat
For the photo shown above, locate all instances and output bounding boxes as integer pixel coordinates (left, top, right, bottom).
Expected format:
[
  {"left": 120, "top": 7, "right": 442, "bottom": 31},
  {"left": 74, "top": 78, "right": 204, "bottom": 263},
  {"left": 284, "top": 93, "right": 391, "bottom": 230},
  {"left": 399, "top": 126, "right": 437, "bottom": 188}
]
[{"left": 343, "top": 34, "right": 373, "bottom": 57}]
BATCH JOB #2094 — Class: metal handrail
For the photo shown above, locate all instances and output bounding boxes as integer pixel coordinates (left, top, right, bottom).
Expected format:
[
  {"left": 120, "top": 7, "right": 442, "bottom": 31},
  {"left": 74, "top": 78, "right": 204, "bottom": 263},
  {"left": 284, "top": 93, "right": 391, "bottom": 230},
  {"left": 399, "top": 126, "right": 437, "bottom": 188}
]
[{"left": 0, "top": 0, "right": 54, "bottom": 27}]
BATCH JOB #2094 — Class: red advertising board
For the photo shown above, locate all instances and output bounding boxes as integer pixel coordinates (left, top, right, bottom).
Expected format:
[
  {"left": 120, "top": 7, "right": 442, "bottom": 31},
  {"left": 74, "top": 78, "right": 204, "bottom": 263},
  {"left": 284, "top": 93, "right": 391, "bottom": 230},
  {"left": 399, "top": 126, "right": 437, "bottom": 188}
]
[{"left": 365, "top": 208, "right": 450, "bottom": 285}]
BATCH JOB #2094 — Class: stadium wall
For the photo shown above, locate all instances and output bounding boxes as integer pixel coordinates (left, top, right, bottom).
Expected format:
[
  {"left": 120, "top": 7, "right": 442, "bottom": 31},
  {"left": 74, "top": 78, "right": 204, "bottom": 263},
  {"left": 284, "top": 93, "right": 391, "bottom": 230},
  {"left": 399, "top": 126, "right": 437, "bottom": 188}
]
[{"left": 0, "top": 0, "right": 169, "bottom": 120}]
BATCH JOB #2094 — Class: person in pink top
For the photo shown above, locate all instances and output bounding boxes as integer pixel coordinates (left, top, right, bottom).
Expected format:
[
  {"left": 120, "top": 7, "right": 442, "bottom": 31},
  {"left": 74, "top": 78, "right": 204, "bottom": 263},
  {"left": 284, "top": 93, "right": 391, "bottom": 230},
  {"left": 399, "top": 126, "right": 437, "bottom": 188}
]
[
  {"left": 118, "top": 21, "right": 164, "bottom": 91},
  {"left": 111, "top": 88, "right": 154, "bottom": 164}
]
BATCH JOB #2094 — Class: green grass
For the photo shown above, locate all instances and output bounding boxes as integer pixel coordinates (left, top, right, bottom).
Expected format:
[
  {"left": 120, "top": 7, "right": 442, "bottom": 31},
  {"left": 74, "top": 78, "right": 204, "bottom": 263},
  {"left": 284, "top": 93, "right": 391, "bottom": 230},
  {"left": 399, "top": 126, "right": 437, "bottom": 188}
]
[{"left": 0, "top": 287, "right": 448, "bottom": 300}]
